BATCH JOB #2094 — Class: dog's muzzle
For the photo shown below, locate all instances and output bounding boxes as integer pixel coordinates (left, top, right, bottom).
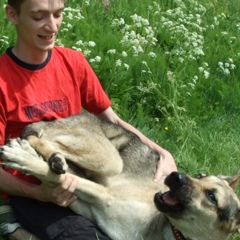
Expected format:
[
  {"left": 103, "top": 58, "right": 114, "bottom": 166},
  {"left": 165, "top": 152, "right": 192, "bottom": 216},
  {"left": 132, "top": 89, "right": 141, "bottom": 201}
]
[{"left": 154, "top": 172, "right": 191, "bottom": 214}]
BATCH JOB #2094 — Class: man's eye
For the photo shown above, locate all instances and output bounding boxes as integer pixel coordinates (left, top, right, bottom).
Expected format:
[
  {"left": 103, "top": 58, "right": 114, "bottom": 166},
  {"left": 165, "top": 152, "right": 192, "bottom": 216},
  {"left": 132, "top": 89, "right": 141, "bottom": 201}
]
[
  {"left": 54, "top": 11, "right": 63, "bottom": 19},
  {"left": 54, "top": 14, "right": 62, "bottom": 18},
  {"left": 33, "top": 15, "right": 43, "bottom": 21},
  {"left": 207, "top": 191, "right": 217, "bottom": 204},
  {"left": 54, "top": 14, "right": 61, "bottom": 19}
]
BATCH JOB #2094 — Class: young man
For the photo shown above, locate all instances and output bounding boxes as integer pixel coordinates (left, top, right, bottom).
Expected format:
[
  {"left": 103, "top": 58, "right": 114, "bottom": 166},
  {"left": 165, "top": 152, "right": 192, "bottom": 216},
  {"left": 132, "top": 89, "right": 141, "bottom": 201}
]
[{"left": 0, "top": 0, "right": 177, "bottom": 239}]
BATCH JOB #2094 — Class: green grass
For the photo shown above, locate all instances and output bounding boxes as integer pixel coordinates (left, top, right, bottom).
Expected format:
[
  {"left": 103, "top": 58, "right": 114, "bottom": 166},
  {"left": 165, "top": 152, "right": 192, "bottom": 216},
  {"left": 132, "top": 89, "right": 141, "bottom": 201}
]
[{"left": 1, "top": 0, "right": 240, "bottom": 239}]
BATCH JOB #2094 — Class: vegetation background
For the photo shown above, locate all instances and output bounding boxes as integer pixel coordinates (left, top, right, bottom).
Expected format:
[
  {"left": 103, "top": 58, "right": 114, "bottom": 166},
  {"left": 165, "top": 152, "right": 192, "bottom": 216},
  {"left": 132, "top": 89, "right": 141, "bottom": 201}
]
[{"left": 0, "top": 0, "right": 239, "bottom": 239}]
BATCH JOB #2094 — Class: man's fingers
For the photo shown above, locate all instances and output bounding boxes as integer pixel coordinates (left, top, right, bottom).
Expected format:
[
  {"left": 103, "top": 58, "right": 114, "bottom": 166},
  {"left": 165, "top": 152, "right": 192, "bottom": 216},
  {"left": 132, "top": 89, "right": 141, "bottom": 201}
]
[
  {"left": 52, "top": 175, "right": 77, "bottom": 206},
  {"left": 153, "top": 161, "right": 163, "bottom": 183},
  {"left": 53, "top": 175, "right": 74, "bottom": 195},
  {"left": 56, "top": 194, "right": 77, "bottom": 207},
  {"left": 66, "top": 195, "right": 77, "bottom": 206},
  {"left": 66, "top": 175, "right": 77, "bottom": 193}
]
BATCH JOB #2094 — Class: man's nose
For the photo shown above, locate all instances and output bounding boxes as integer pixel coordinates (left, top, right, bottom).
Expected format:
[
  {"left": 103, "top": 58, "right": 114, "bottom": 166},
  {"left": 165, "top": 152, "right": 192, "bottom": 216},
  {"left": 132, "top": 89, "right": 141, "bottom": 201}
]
[{"left": 44, "top": 15, "right": 58, "bottom": 32}]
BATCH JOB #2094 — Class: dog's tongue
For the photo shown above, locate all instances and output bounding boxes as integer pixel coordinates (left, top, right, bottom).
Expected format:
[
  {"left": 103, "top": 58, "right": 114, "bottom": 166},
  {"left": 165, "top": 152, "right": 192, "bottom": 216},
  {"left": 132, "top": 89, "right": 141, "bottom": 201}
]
[{"left": 162, "top": 192, "right": 179, "bottom": 206}]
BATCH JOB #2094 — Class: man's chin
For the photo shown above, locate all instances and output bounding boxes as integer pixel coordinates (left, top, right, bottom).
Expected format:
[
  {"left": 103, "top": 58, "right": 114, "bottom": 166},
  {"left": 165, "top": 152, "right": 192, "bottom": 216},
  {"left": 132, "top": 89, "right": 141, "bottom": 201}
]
[{"left": 39, "top": 44, "right": 55, "bottom": 52}]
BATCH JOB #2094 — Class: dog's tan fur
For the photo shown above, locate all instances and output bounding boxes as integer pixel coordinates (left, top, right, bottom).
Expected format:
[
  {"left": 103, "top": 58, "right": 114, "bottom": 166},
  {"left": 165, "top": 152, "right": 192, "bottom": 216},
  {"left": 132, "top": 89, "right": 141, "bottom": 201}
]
[{"left": 1, "top": 113, "right": 240, "bottom": 240}]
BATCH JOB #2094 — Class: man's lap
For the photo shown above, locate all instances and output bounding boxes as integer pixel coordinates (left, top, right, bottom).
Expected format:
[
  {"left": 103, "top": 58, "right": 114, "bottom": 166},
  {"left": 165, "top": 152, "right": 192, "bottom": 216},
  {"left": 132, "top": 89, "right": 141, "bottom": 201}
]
[{"left": 10, "top": 197, "right": 111, "bottom": 240}]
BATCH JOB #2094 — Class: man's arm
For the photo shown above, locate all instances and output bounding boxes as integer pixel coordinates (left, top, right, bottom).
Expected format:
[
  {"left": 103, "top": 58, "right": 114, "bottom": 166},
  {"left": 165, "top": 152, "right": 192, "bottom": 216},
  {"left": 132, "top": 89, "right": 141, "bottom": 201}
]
[
  {"left": 97, "top": 107, "right": 178, "bottom": 181},
  {"left": 0, "top": 166, "right": 77, "bottom": 206}
]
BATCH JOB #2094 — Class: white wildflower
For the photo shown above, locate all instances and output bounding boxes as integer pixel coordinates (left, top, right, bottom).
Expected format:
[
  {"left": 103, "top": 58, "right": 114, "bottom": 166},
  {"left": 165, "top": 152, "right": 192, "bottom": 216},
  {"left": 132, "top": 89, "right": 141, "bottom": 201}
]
[
  {"left": 204, "top": 70, "right": 210, "bottom": 79},
  {"left": 107, "top": 49, "right": 116, "bottom": 54},
  {"left": 122, "top": 51, "right": 128, "bottom": 57},
  {"left": 148, "top": 52, "right": 157, "bottom": 58},
  {"left": 75, "top": 40, "right": 83, "bottom": 46},
  {"left": 94, "top": 56, "right": 101, "bottom": 62},
  {"left": 83, "top": 49, "right": 91, "bottom": 56},
  {"left": 224, "top": 69, "right": 230, "bottom": 75},
  {"left": 88, "top": 41, "right": 96, "bottom": 47},
  {"left": 116, "top": 59, "right": 122, "bottom": 67}
]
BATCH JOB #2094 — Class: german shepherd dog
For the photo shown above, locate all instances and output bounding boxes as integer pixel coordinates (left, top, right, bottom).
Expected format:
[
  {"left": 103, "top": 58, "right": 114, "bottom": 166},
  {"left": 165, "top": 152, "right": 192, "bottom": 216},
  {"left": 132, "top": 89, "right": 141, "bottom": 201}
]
[{"left": 0, "top": 113, "right": 240, "bottom": 240}]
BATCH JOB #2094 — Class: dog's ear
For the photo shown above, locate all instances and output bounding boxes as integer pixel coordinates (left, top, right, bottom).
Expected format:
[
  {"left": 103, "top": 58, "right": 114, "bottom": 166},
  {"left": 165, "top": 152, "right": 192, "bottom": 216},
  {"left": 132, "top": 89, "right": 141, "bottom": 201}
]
[
  {"left": 218, "top": 172, "right": 240, "bottom": 191},
  {"left": 228, "top": 172, "right": 240, "bottom": 191}
]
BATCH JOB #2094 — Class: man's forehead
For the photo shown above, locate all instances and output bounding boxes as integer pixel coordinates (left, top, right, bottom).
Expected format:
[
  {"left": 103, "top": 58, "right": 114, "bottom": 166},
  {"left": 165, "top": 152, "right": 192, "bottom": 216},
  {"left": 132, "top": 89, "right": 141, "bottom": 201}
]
[{"left": 23, "top": 0, "right": 65, "bottom": 12}]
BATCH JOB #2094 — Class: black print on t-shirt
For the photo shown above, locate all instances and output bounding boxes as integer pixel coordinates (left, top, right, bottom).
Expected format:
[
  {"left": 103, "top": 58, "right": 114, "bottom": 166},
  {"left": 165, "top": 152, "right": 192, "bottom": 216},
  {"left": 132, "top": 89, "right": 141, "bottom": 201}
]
[{"left": 24, "top": 98, "right": 69, "bottom": 120}]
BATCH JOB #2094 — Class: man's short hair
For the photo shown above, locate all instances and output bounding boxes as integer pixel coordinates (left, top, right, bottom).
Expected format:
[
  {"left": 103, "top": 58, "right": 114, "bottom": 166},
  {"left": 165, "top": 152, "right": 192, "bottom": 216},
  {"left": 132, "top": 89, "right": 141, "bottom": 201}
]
[
  {"left": 8, "top": 0, "right": 25, "bottom": 14},
  {"left": 7, "top": 0, "right": 67, "bottom": 14}
]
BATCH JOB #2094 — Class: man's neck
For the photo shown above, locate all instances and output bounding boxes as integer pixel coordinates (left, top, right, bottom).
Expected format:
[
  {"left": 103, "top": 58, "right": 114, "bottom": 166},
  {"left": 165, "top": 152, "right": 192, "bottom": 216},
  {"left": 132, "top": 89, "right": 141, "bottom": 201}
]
[{"left": 12, "top": 45, "right": 49, "bottom": 65}]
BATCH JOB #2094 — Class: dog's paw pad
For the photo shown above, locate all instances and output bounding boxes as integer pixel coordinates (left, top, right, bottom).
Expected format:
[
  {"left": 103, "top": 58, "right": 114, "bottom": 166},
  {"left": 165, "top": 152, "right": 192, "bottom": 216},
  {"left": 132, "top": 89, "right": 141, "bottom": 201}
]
[{"left": 49, "top": 153, "right": 67, "bottom": 174}]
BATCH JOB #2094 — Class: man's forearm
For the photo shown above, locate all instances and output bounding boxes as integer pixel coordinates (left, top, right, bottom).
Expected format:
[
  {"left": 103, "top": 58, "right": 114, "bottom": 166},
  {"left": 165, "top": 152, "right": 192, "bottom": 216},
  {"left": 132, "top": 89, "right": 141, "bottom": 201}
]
[{"left": 0, "top": 166, "right": 39, "bottom": 199}]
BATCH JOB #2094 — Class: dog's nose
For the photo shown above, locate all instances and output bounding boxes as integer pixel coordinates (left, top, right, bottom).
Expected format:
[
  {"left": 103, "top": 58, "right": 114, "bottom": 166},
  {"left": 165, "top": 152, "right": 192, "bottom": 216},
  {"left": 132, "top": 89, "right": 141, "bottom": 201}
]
[{"left": 165, "top": 172, "right": 189, "bottom": 190}]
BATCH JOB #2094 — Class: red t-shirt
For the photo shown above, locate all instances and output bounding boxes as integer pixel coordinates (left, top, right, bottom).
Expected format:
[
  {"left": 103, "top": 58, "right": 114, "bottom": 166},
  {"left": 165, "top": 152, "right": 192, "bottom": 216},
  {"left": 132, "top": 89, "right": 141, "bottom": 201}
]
[{"left": 0, "top": 46, "right": 111, "bottom": 189}]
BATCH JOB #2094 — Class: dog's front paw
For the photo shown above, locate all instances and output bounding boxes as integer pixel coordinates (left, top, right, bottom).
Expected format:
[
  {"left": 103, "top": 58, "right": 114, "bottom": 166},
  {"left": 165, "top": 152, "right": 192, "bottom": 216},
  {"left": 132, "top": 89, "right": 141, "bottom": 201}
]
[
  {"left": 48, "top": 153, "right": 68, "bottom": 174},
  {"left": 0, "top": 142, "right": 30, "bottom": 171}
]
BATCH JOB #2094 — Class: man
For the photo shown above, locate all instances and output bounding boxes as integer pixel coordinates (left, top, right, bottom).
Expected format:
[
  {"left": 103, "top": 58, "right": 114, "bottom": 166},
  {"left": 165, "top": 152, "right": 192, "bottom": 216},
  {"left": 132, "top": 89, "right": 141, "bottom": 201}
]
[{"left": 0, "top": 0, "right": 177, "bottom": 239}]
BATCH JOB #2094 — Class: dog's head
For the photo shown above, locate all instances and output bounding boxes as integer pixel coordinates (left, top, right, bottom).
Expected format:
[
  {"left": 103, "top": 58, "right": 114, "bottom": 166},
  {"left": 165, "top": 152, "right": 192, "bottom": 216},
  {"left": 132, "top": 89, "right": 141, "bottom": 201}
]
[{"left": 154, "top": 172, "right": 240, "bottom": 240}]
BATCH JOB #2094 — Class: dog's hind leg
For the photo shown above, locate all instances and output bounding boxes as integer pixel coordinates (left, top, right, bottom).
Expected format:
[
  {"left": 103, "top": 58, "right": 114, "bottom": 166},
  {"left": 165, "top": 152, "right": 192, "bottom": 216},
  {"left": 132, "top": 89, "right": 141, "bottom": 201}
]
[
  {"left": 26, "top": 134, "right": 124, "bottom": 177},
  {"left": 26, "top": 135, "right": 69, "bottom": 175}
]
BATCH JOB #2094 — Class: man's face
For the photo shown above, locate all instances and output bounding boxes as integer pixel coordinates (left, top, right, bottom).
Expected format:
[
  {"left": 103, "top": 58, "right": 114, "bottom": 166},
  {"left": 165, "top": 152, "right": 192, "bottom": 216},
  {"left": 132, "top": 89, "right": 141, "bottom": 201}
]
[{"left": 14, "top": 0, "right": 65, "bottom": 53}]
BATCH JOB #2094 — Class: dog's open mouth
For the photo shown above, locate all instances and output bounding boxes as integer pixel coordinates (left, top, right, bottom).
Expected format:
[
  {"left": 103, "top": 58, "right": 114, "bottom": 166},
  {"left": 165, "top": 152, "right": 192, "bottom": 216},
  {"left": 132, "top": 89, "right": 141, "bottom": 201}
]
[
  {"left": 154, "top": 191, "right": 183, "bottom": 213},
  {"left": 161, "top": 191, "right": 179, "bottom": 206},
  {"left": 154, "top": 172, "right": 190, "bottom": 214}
]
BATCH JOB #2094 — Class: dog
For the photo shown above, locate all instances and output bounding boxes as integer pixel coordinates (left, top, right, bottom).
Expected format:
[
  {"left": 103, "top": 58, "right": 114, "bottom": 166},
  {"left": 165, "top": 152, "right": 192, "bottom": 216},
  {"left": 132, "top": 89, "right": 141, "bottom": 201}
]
[{"left": 0, "top": 113, "right": 240, "bottom": 240}]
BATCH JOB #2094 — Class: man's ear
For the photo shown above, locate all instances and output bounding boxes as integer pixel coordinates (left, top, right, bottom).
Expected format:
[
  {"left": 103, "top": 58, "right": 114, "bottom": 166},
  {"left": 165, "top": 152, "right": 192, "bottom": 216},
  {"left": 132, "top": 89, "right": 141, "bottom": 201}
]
[{"left": 6, "top": 5, "right": 19, "bottom": 25}]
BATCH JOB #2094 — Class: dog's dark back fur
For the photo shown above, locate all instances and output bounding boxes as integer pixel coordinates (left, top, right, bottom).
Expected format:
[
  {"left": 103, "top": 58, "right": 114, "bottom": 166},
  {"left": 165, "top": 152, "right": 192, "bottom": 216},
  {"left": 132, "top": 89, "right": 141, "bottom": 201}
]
[{"left": 22, "top": 113, "right": 159, "bottom": 181}]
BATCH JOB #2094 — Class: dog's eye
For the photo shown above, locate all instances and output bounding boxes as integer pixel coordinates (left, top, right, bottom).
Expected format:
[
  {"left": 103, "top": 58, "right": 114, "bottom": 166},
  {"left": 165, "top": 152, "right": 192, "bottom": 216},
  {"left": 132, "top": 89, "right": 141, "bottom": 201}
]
[{"left": 207, "top": 191, "right": 217, "bottom": 204}]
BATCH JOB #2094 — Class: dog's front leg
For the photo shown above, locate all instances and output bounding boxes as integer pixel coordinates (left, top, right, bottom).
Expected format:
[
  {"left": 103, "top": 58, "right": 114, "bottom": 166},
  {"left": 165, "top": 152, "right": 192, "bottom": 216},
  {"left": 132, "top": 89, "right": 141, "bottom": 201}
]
[{"left": 69, "top": 175, "right": 110, "bottom": 215}]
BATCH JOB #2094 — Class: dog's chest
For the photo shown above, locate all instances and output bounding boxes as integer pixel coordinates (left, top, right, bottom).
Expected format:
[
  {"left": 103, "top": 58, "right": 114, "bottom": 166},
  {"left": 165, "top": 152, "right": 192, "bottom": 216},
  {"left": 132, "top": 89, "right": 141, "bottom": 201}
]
[{"left": 93, "top": 189, "right": 165, "bottom": 240}]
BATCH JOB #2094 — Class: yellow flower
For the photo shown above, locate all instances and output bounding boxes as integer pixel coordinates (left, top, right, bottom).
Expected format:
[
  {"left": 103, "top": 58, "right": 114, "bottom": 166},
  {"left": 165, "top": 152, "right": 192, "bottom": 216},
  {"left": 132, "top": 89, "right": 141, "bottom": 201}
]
[{"left": 164, "top": 127, "right": 169, "bottom": 131}]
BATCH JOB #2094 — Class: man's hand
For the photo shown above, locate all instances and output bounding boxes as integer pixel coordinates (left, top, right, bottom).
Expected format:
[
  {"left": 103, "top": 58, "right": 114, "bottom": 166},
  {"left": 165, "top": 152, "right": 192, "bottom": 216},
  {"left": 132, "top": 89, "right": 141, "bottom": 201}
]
[
  {"left": 37, "top": 175, "right": 77, "bottom": 207},
  {"left": 153, "top": 150, "right": 177, "bottom": 182}
]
